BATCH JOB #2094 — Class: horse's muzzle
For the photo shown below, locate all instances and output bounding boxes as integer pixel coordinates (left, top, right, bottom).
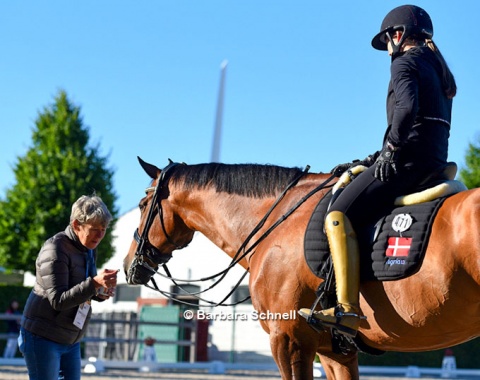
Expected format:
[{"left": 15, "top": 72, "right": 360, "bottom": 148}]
[
  {"left": 127, "top": 229, "right": 173, "bottom": 285},
  {"left": 126, "top": 257, "right": 158, "bottom": 285}
]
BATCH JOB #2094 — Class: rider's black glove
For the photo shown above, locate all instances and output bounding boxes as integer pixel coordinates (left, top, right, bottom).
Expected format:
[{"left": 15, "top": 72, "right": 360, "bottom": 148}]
[
  {"left": 357, "top": 151, "right": 380, "bottom": 169},
  {"left": 330, "top": 151, "right": 380, "bottom": 177},
  {"left": 374, "top": 142, "right": 400, "bottom": 182},
  {"left": 330, "top": 162, "right": 352, "bottom": 177}
]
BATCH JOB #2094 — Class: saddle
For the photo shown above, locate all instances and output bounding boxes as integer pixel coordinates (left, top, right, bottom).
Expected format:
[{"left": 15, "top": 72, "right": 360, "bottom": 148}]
[
  {"left": 304, "top": 162, "right": 467, "bottom": 282},
  {"left": 303, "top": 162, "right": 467, "bottom": 356}
]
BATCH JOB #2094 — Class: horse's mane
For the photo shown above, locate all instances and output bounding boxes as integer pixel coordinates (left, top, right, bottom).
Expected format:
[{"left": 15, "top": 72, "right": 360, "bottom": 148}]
[{"left": 169, "top": 163, "right": 304, "bottom": 198}]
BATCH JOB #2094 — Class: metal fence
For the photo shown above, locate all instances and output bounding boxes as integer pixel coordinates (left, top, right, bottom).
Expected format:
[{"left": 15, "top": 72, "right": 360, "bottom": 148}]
[{"left": 0, "top": 311, "right": 198, "bottom": 363}]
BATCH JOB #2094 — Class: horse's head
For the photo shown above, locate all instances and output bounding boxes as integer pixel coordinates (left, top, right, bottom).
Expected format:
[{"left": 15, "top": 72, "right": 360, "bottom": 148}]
[{"left": 123, "top": 157, "right": 195, "bottom": 285}]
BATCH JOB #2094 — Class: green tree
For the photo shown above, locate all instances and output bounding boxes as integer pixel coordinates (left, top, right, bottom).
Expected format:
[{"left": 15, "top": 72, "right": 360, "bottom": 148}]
[
  {"left": 0, "top": 90, "right": 117, "bottom": 272},
  {"left": 459, "top": 138, "right": 480, "bottom": 189}
]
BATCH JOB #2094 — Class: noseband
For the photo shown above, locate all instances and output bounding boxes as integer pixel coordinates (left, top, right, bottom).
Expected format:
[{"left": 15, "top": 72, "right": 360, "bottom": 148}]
[{"left": 127, "top": 160, "right": 187, "bottom": 285}]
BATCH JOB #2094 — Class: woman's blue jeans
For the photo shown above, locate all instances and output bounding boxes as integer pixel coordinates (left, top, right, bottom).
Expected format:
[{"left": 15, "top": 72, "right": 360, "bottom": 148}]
[{"left": 18, "top": 328, "right": 81, "bottom": 380}]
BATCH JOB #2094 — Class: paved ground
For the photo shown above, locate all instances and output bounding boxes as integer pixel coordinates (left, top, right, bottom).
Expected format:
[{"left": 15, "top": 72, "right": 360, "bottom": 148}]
[
  {"left": 0, "top": 366, "right": 453, "bottom": 380},
  {"left": 0, "top": 366, "right": 284, "bottom": 380},
  {"left": 1, "top": 366, "right": 284, "bottom": 380}
]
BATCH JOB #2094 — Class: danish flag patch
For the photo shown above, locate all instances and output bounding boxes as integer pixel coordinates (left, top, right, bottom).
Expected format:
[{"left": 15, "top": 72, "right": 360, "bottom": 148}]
[{"left": 386, "top": 237, "right": 412, "bottom": 257}]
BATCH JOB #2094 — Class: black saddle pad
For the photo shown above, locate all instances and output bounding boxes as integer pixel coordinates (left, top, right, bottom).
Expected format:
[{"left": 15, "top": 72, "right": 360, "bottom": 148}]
[{"left": 304, "top": 191, "right": 446, "bottom": 281}]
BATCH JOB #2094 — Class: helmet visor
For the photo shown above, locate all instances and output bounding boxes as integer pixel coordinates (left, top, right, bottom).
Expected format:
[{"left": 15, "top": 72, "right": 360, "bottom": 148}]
[{"left": 371, "top": 27, "right": 397, "bottom": 51}]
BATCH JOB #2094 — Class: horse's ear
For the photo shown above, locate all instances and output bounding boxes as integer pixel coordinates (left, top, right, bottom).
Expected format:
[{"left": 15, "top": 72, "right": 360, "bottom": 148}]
[{"left": 137, "top": 156, "right": 160, "bottom": 180}]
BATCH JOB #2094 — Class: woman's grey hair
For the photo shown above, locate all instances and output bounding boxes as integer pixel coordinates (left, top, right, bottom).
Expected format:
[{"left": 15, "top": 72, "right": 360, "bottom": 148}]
[{"left": 70, "top": 195, "right": 112, "bottom": 227}]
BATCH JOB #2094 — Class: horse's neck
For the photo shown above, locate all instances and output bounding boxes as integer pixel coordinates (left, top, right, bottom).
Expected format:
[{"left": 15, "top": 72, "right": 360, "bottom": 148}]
[
  {"left": 173, "top": 187, "right": 276, "bottom": 259},
  {"left": 172, "top": 173, "right": 334, "bottom": 262}
]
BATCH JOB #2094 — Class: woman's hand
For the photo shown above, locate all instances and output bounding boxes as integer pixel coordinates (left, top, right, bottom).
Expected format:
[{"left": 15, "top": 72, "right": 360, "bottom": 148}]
[{"left": 93, "top": 269, "right": 119, "bottom": 298}]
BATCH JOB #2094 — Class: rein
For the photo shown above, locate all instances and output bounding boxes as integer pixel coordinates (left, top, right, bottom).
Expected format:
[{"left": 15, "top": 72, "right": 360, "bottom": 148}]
[{"left": 144, "top": 165, "right": 336, "bottom": 307}]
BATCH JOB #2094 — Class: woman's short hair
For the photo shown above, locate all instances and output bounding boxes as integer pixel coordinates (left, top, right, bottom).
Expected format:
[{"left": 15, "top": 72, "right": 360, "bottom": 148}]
[{"left": 70, "top": 195, "right": 112, "bottom": 227}]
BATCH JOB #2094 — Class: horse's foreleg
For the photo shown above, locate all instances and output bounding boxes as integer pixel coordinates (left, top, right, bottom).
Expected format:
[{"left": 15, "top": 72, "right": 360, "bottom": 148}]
[
  {"left": 269, "top": 327, "right": 317, "bottom": 380},
  {"left": 317, "top": 351, "right": 359, "bottom": 380}
]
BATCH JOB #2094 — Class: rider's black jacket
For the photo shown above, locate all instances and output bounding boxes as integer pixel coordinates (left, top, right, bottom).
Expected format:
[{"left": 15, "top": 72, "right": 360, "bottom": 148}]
[
  {"left": 385, "top": 46, "right": 452, "bottom": 171},
  {"left": 330, "top": 46, "right": 453, "bottom": 224}
]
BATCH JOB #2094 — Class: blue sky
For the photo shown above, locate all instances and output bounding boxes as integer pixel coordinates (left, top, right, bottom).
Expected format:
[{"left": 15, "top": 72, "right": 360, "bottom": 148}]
[{"left": 1, "top": 1, "right": 479, "bottom": 215}]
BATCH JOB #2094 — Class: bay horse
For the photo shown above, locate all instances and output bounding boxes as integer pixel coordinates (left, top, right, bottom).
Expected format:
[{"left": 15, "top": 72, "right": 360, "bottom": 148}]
[{"left": 123, "top": 158, "right": 480, "bottom": 380}]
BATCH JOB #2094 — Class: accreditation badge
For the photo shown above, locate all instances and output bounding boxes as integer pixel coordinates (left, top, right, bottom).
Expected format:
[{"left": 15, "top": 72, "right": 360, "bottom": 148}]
[{"left": 73, "top": 301, "right": 91, "bottom": 329}]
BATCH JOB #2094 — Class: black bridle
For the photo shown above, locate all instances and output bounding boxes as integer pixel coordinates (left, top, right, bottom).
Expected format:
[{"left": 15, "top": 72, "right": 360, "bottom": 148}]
[{"left": 127, "top": 160, "right": 187, "bottom": 285}]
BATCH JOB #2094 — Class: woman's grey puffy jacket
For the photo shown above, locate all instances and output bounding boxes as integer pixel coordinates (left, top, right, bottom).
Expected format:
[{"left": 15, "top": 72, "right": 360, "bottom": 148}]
[{"left": 21, "top": 225, "right": 102, "bottom": 344}]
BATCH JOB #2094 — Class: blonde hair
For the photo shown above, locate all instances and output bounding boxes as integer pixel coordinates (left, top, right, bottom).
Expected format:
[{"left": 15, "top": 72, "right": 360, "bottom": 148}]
[{"left": 70, "top": 195, "right": 112, "bottom": 227}]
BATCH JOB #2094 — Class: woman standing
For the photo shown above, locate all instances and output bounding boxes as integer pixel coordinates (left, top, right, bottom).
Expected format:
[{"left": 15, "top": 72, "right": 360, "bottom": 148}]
[
  {"left": 300, "top": 4, "right": 456, "bottom": 337},
  {"left": 19, "top": 195, "right": 119, "bottom": 380},
  {"left": 3, "top": 299, "right": 21, "bottom": 358}
]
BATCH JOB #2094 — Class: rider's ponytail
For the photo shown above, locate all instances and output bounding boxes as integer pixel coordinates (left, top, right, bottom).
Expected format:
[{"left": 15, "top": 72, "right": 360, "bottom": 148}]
[{"left": 425, "top": 39, "right": 457, "bottom": 99}]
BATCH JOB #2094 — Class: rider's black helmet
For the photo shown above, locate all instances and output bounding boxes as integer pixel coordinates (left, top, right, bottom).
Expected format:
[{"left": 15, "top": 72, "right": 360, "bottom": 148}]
[{"left": 371, "top": 5, "right": 433, "bottom": 51}]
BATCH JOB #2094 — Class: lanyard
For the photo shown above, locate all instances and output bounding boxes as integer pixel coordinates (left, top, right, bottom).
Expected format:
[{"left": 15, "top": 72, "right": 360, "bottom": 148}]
[{"left": 85, "top": 250, "right": 95, "bottom": 279}]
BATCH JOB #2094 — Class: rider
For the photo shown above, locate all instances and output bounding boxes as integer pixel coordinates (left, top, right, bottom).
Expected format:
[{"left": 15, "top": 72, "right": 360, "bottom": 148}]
[{"left": 299, "top": 5, "right": 456, "bottom": 337}]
